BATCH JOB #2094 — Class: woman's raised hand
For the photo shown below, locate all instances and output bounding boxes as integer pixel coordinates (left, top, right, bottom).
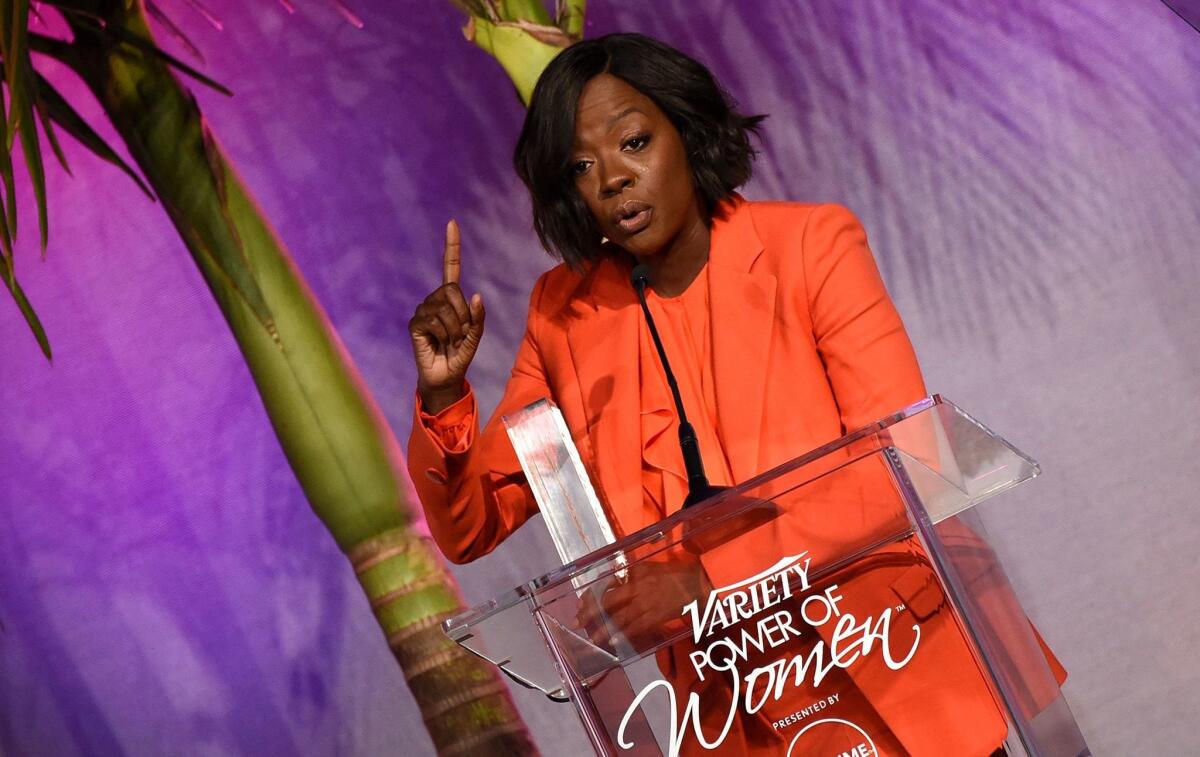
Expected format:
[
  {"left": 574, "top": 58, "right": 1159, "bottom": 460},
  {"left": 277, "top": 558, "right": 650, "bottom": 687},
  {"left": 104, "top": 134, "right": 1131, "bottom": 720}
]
[{"left": 409, "top": 219, "right": 486, "bottom": 414}]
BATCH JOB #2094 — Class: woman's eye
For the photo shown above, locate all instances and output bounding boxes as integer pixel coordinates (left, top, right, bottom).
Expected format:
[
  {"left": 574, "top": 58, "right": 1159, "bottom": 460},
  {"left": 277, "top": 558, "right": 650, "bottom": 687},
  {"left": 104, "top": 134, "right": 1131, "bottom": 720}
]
[
  {"left": 624, "top": 134, "right": 650, "bottom": 151},
  {"left": 569, "top": 160, "right": 589, "bottom": 178}
]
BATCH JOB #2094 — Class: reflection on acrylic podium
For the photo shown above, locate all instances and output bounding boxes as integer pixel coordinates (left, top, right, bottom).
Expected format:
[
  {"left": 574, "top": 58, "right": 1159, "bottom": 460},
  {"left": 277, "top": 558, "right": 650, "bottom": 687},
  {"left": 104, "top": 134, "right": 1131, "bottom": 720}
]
[{"left": 445, "top": 397, "right": 1090, "bottom": 757}]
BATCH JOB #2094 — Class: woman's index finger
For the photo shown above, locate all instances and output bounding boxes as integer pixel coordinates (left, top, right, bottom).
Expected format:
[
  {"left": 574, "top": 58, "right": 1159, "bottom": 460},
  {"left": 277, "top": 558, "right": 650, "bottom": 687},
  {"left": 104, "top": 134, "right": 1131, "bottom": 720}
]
[{"left": 443, "top": 218, "right": 461, "bottom": 285}]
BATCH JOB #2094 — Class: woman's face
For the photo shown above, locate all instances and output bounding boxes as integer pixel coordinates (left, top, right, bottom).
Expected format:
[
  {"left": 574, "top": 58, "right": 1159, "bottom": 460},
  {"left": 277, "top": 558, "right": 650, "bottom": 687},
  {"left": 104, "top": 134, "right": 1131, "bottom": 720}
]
[{"left": 569, "top": 74, "right": 704, "bottom": 261}]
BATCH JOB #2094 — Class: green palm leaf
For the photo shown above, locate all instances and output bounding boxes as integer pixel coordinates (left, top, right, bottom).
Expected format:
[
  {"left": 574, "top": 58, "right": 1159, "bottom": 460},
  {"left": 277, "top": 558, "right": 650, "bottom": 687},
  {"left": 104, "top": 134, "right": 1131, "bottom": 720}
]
[
  {"left": 34, "top": 71, "right": 154, "bottom": 198},
  {"left": 0, "top": 209, "right": 13, "bottom": 287},
  {"left": 7, "top": 0, "right": 31, "bottom": 146},
  {"left": 3, "top": 0, "right": 48, "bottom": 258},
  {"left": 1, "top": 1, "right": 238, "bottom": 355},
  {"left": 0, "top": 81, "right": 14, "bottom": 265},
  {"left": 1, "top": 15, "right": 21, "bottom": 239},
  {"left": 35, "top": 96, "right": 72, "bottom": 176},
  {"left": 16, "top": 66, "right": 49, "bottom": 256},
  {"left": 145, "top": 1, "right": 205, "bottom": 63},
  {"left": 59, "top": 7, "right": 233, "bottom": 96},
  {"left": 6, "top": 269, "right": 50, "bottom": 359}
]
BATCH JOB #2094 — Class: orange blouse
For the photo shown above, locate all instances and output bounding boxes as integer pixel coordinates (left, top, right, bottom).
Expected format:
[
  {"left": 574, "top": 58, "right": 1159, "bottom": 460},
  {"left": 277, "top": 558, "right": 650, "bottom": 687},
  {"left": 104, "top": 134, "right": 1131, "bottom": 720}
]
[{"left": 639, "top": 264, "right": 735, "bottom": 520}]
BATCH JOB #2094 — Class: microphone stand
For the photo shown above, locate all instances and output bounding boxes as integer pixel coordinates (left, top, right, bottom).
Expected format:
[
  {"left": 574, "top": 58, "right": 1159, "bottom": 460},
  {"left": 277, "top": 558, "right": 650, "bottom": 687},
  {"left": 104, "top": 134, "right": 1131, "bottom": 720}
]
[{"left": 631, "top": 264, "right": 729, "bottom": 509}]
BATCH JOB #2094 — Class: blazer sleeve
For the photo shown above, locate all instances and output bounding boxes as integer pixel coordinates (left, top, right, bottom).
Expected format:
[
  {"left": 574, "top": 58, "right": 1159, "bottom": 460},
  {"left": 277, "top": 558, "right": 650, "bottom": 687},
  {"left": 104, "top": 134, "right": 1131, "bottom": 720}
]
[
  {"left": 801, "top": 204, "right": 928, "bottom": 432},
  {"left": 406, "top": 274, "right": 552, "bottom": 564}
]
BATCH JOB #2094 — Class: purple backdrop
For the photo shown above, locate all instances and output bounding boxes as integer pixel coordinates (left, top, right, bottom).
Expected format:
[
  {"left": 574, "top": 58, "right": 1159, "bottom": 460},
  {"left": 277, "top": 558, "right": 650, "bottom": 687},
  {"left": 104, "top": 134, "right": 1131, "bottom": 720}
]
[{"left": 2, "top": 1, "right": 1199, "bottom": 754}]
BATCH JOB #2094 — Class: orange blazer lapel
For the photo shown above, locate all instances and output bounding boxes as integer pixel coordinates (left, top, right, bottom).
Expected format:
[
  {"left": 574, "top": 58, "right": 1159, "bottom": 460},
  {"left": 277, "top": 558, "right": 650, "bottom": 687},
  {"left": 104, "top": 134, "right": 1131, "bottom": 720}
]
[
  {"left": 562, "top": 256, "right": 646, "bottom": 536},
  {"left": 708, "top": 196, "right": 777, "bottom": 484}
]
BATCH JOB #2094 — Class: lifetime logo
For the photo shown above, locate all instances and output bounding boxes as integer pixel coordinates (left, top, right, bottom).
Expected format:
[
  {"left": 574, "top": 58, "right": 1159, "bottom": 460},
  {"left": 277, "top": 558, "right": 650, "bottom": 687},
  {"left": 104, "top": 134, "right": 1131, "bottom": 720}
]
[{"left": 785, "top": 718, "right": 878, "bottom": 757}]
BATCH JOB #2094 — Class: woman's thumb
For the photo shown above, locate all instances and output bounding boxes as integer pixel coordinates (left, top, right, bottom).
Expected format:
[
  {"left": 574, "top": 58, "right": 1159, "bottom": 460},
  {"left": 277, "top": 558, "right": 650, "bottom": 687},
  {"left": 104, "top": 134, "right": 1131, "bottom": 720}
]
[{"left": 469, "top": 292, "right": 485, "bottom": 327}]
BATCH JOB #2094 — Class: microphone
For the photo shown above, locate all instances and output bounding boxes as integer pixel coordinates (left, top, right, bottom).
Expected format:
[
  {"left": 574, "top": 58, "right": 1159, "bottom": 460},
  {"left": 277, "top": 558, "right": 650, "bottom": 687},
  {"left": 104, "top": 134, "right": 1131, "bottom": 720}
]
[{"left": 631, "top": 264, "right": 728, "bottom": 509}]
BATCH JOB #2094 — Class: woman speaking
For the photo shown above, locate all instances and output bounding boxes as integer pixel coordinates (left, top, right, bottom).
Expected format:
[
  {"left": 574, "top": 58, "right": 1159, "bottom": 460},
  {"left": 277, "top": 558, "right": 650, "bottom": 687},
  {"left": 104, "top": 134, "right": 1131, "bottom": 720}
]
[{"left": 406, "top": 33, "right": 1057, "bottom": 756}]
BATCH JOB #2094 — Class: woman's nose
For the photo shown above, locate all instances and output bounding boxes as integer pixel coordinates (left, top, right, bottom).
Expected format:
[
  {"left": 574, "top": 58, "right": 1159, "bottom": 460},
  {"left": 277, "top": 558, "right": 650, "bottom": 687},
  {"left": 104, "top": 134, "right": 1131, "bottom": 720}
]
[{"left": 597, "top": 158, "right": 635, "bottom": 197}]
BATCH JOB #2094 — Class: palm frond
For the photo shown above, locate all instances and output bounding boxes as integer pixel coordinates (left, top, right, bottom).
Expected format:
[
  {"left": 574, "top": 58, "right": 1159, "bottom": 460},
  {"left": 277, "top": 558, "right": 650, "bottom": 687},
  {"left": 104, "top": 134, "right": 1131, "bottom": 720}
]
[
  {"left": 36, "top": 0, "right": 97, "bottom": 14},
  {"left": 2, "top": 3, "right": 18, "bottom": 155},
  {"left": 106, "top": 19, "right": 232, "bottom": 95},
  {"left": 0, "top": 62, "right": 18, "bottom": 244},
  {"left": 6, "top": 270, "right": 51, "bottom": 360},
  {"left": 58, "top": 7, "right": 233, "bottom": 96},
  {"left": 16, "top": 76, "right": 50, "bottom": 257},
  {"left": 3, "top": 0, "right": 359, "bottom": 358},
  {"left": 28, "top": 32, "right": 77, "bottom": 66},
  {"left": 0, "top": 191, "right": 13, "bottom": 282},
  {"left": 6, "top": 1, "right": 49, "bottom": 256},
  {"left": 35, "top": 96, "right": 71, "bottom": 175},
  {"left": 35, "top": 71, "right": 154, "bottom": 198},
  {"left": 145, "top": 1, "right": 205, "bottom": 63}
]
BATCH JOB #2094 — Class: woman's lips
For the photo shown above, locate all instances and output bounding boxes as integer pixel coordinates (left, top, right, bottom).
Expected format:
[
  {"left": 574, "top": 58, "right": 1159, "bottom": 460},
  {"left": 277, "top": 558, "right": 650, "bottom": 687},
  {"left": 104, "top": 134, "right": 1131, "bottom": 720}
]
[
  {"left": 618, "top": 209, "right": 652, "bottom": 233},
  {"left": 614, "top": 203, "right": 652, "bottom": 233}
]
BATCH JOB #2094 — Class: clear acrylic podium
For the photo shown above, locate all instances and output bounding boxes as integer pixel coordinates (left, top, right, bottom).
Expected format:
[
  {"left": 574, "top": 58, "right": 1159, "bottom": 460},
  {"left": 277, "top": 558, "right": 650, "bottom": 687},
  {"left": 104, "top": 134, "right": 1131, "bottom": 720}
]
[{"left": 444, "top": 397, "right": 1089, "bottom": 756}]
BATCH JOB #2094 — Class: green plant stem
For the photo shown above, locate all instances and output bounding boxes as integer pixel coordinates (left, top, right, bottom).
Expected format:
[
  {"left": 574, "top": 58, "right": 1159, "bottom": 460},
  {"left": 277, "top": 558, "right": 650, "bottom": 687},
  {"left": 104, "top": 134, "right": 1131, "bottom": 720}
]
[{"left": 64, "top": 2, "right": 537, "bottom": 753}]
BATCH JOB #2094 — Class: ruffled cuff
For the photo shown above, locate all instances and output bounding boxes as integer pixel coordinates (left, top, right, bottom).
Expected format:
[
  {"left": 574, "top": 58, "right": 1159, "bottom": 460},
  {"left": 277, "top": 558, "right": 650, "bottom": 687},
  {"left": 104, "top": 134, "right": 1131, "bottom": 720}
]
[{"left": 416, "top": 383, "right": 477, "bottom": 455}]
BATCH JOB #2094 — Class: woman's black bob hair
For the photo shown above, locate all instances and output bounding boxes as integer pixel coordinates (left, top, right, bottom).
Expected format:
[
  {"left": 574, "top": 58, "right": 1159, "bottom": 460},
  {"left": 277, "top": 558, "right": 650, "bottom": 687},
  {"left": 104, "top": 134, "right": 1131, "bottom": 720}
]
[{"left": 513, "top": 33, "right": 766, "bottom": 269}]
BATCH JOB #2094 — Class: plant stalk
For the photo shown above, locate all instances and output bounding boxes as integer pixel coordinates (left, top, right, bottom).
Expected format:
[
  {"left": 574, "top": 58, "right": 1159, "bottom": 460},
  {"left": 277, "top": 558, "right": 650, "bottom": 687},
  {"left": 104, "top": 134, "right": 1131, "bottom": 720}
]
[{"left": 65, "top": 3, "right": 537, "bottom": 753}]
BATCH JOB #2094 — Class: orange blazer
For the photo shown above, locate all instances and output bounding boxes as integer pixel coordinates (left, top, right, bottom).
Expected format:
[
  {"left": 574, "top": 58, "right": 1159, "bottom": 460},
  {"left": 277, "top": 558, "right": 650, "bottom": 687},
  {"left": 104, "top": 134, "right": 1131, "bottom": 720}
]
[
  {"left": 409, "top": 196, "right": 928, "bottom": 555},
  {"left": 408, "top": 195, "right": 1063, "bottom": 755}
]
